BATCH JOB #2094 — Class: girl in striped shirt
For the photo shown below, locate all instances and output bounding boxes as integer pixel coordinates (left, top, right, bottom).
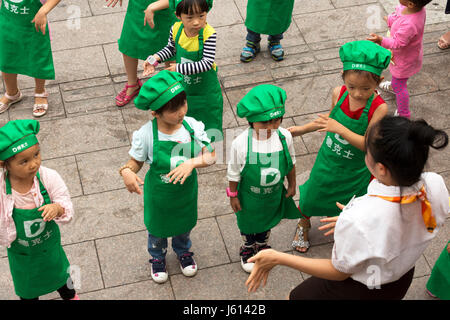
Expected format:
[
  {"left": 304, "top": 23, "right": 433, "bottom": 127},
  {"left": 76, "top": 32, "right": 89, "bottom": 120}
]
[{"left": 143, "top": 0, "right": 223, "bottom": 142}]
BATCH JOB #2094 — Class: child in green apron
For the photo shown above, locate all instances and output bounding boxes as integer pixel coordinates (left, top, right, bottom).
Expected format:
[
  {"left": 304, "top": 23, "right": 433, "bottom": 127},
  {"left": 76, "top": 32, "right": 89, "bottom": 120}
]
[
  {"left": 0, "top": 0, "right": 60, "bottom": 117},
  {"left": 142, "top": 0, "right": 223, "bottom": 142},
  {"left": 0, "top": 120, "right": 78, "bottom": 300},
  {"left": 108, "top": 0, "right": 176, "bottom": 107},
  {"left": 288, "top": 41, "right": 391, "bottom": 253},
  {"left": 227, "top": 84, "right": 300, "bottom": 273},
  {"left": 119, "top": 70, "right": 215, "bottom": 283},
  {"left": 240, "top": 0, "right": 295, "bottom": 62},
  {"left": 426, "top": 240, "right": 450, "bottom": 299}
]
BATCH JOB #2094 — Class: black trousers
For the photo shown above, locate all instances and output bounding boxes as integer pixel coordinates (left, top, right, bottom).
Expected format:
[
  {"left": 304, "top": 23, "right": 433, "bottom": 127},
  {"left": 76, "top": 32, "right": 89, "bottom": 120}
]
[{"left": 289, "top": 267, "right": 415, "bottom": 300}]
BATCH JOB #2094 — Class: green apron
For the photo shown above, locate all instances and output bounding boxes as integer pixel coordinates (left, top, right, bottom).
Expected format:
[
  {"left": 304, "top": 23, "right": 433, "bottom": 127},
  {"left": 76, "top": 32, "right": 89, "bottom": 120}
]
[
  {"left": 118, "top": 0, "right": 176, "bottom": 60},
  {"left": 174, "top": 24, "right": 223, "bottom": 142},
  {"left": 236, "top": 129, "right": 300, "bottom": 235},
  {"left": 0, "top": 0, "right": 55, "bottom": 79},
  {"left": 299, "top": 91, "right": 374, "bottom": 218},
  {"left": 245, "top": 0, "right": 295, "bottom": 35},
  {"left": 144, "top": 118, "right": 213, "bottom": 238},
  {"left": 6, "top": 172, "right": 70, "bottom": 299},
  {"left": 426, "top": 241, "right": 450, "bottom": 300}
]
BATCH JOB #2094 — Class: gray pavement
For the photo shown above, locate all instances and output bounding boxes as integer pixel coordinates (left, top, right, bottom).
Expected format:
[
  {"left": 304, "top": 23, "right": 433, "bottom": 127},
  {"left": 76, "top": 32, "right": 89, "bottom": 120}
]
[{"left": 0, "top": 0, "right": 449, "bottom": 300}]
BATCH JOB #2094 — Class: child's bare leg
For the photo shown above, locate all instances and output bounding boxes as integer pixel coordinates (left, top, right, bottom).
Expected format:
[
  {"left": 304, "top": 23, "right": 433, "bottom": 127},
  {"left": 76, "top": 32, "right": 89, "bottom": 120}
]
[
  {"left": 122, "top": 53, "right": 140, "bottom": 95},
  {"left": 1, "top": 72, "right": 19, "bottom": 104},
  {"left": 34, "top": 78, "right": 47, "bottom": 113}
]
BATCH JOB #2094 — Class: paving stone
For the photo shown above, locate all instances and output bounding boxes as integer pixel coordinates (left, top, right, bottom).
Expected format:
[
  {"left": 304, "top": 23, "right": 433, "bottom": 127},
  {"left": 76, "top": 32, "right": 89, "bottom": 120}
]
[
  {"left": 0, "top": 257, "right": 15, "bottom": 300},
  {"left": 171, "top": 261, "right": 304, "bottom": 300},
  {"left": 423, "top": 221, "right": 450, "bottom": 271},
  {"left": 293, "top": 0, "right": 334, "bottom": 14},
  {"left": 427, "top": 128, "right": 450, "bottom": 173},
  {"left": 331, "top": 0, "right": 379, "bottom": 8},
  {"left": 419, "top": 54, "right": 450, "bottom": 91},
  {"left": 0, "top": 111, "right": 10, "bottom": 127},
  {"left": 294, "top": 4, "right": 387, "bottom": 44},
  {"left": 53, "top": 46, "right": 110, "bottom": 83},
  {"left": 381, "top": 0, "right": 450, "bottom": 25},
  {"left": 37, "top": 110, "right": 129, "bottom": 159},
  {"left": 208, "top": 0, "right": 243, "bottom": 28},
  {"left": 403, "top": 276, "right": 435, "bottom": 300},
  {"left": 42, "top": 156, "right": 83, "bottom": 198},
  {"left": 76, "top": 146, "right": 135, "bottom": 195},
  {"left": 48, "top": 0, "right": 92, "bottom": 22},
  {"left": 409, "top": 90, "right": 450, "bottom": 129},
  {"left": 103, "top": 42, "right": 145, "bottom": 76},
  {"left": 197, "top": 170, "right": 230, "bottom": 219},
  {"left": 59, "top": 188, "right": 145, "bottom": 245},
  {"left": 89, "top": 0, "right": 129, "bottom": 15},
  {"left": 79, "top": 280, "right": 174, "bottom": 300},
  {"left": 50, "top": 13, "right": 125, "bottom": 52}
]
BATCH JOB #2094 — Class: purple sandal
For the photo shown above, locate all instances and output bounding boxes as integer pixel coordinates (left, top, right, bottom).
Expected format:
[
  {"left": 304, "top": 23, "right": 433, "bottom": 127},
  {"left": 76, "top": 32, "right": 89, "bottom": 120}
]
[{"left": 115, "top": 79, "right": 142, "bottom": 107}]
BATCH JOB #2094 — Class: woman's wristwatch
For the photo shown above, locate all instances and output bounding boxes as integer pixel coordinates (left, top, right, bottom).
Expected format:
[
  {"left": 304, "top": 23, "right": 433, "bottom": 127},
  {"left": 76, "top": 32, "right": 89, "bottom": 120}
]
[
  {"left": 146, "top": 55, "right": 159, "bottom": 67},
  {"left": 226, "top": 187, "right": 238, "bottom": 198}
]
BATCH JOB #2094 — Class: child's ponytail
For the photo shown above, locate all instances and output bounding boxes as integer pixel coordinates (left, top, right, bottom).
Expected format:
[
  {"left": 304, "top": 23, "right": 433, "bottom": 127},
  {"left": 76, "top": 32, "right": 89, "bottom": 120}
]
[{"left": 366, "top": 116, "right": 448, "bottom": 187}]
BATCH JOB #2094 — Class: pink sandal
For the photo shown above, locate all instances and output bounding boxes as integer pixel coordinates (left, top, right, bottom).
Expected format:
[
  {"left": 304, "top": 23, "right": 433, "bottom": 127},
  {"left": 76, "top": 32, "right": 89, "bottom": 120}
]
[
  {"left": 0, "top": 90, "right": 23, "bottom": 114},
  {"left": 115, "top": 79, "right": 142, "bottom": 107}
]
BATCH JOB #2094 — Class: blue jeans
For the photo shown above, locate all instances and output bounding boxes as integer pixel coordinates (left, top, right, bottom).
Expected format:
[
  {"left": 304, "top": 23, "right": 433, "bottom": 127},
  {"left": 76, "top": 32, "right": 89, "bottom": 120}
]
[
  {"left": 147, "top": 231, "right": 192, "bottom": 261},
  {"left": 246, "top": 28, "right": 284, "bottom": 44}
]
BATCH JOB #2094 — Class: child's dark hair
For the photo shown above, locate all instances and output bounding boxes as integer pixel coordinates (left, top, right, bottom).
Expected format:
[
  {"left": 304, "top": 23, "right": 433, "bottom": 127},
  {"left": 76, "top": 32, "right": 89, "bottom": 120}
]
[
  {"left": 176, "top": 0, "right": 209, "bottom": 16},
  {"left": 366, "top": 116, "right": 448, "bottom": 186},
  {"left": 154, "top": 91, "right": 187, "bottom": 115},
  {"left": 248, "top": 117, "right": 283, "bottom": 129},
  {"left": 410, "top": 0, "right": 432, "bottom": 8},
  {"left": 342, "top": 70, "right": 381, "bottom": 84}
]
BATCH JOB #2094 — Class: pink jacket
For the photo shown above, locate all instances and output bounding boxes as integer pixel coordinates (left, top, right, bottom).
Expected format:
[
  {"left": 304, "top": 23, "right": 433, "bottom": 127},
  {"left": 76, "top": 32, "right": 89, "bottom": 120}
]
[
  {"left": 0, "top": 166, "right": 74, "bottom": 248},
  {"left": 381, "top": 4, "right": 426, "bottom": 79}
]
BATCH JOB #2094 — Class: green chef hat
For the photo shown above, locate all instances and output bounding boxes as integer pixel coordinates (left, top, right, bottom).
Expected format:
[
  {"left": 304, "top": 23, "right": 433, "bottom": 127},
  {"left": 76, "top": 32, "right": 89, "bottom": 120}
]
[
  {"left": 339, "top": 40, "right": 391, "bottom": 76},
  {"left": 170, "top": 0, "right": 213, "bottom": 12},
  {"left": 134, "top": 70, "right": 185, "bottom": 111},
  {"left": 237, "top": 84, "right": 286, "bottom": 122},
  {"left": 0, "top": 120, "right": 40, "bottom": 160}
]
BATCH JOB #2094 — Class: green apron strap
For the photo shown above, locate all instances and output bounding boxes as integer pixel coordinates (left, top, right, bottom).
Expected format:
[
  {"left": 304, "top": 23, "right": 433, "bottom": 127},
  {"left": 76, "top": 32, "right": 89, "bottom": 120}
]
[
  {"left": 362, "top": 94, "right": 375, "bottom": 117},
  {"left": 182, "top": 120, "right": 214, "bottom": 155},
  {"left": 330, "top": 90, "right": 349, "bottom": 117},
  {"left": 246, "top": 128, "right": 258, "bottom": 166},
  {"left": 4, "top": 171, "right": 51, "bottom": 205},
  {"left": 174, "top": 23, "right": 184, "bottom": 45},
  {"left": 152, "top": 118, "right": 160, "bottom": 165},
  {"left": 277, "top": 130, "right": 293, "bottom": 172},
  {"left": 198, "top": 28, "right": 204, "bottom": 59}
]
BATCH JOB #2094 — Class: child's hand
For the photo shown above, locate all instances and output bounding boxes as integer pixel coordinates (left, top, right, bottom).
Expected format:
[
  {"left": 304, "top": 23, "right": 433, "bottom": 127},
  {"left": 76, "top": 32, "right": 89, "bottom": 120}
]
[
  {"left": 105, "top": 0, "right": 123, "bottom": 7},
  {"left": 31, "top": 9, "right": 48, "bottom": 35},
  {"left": 230, "top": 197, "right": 241, "bottom": 213},
  {"left": 367, "top": 33, "right": 383, "bottom": 45},
  {"left": 317, "top": 202, "right": 343, "bottom": 236},
  {"left": 165, "top": 63, "right": 176, "bottom": 72},
  {"left": 166, "top": 161, "right": 194, "bottom": 185},
  {"left": 285, "top": 185, "right": 296, "bottom": 198},
  {"left": 38, "top": 203, "right": 63, "bottom": 222},
  {"left": 122, "top": 169, "right": 144, "bottom": 195},
  {"left": 143, "top": 61, "right": 156, "bottom": 77},
  {"left": 287, "top": 126, "right": 303, "bottom": 137},
  {"left": 316, "top": 114, "right": 343, "bottom": 134},
  {"left": 144, "top": 6, "right": 155, "bottom": 28}
]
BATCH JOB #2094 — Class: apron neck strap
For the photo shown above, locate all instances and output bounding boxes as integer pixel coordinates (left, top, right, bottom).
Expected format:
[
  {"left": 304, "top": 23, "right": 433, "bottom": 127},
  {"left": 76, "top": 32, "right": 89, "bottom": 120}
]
[
  {"left": 152, "top": 118, "right": 160, "bottom": 164},
  {"left": 183, "top": 119, "right": 214, "bottom": 153},
  {"left": 362, "top": 93, "right": 375, "bottom": 117},
  {"left": 277, "top": 129, "right": 293, "bottom": 172},
  {"left": 5, "top": 170, "right": 51, "bottom": 205}
]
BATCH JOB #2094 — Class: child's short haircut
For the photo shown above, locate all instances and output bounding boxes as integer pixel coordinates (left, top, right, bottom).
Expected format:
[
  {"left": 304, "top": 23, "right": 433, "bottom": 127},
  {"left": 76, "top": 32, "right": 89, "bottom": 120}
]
[
  {"left": 365, "top": 116, "right": 448, "bottom": 186},
  {"left": 154, "top": 91, "right": 187, "bottom": 115},
  {"left": 410, "top": 0, "right": 432, "bottom": 8},
  {"left": 342, "top": 69, "right": 381, "bottom": 84},
  {"left": 248, "top": 117, "right": 283, "bottom": 129},
  {"left": 176, "top": 0, "right": 209, "bottom": 16}
]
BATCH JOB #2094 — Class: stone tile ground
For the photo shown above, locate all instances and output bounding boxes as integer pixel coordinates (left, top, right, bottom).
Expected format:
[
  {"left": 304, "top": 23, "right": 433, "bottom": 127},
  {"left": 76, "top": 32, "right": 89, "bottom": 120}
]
[{"left": 0, "top": 0, "right": 449, "bottom": 300}]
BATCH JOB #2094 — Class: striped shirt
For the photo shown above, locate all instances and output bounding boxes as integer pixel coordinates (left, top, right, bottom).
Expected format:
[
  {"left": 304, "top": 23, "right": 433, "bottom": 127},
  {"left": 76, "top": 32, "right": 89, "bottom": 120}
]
[{"left": 155, "top": 25, "right": 217, "bottom": 75}]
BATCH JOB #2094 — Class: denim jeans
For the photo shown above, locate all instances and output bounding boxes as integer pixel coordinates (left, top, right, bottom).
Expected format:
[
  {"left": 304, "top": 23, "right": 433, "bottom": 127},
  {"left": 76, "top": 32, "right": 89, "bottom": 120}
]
[
  {"left": 246, "top": 28, "right": 284, "bottom": 44},
  {"left": 147, "top": 231, "right": 192, "bottom": 261}
]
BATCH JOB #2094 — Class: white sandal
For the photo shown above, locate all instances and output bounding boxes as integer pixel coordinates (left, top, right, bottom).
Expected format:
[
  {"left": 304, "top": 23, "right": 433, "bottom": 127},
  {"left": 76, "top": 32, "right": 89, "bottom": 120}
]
[
  {"left": 0, "top": 90, "right": 23, "bottom": 114},
  {"left": 379, "top": 81, "right": 394, "bottom": 94},
  {"left": 33, "top": 91, "right": 49, "bottom": 117}
]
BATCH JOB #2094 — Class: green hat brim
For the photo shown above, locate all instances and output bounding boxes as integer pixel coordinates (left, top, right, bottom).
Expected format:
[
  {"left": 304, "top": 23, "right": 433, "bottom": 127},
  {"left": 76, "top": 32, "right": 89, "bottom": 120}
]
[
  {"left": 343, "top": 61, "right": 384, "bottom": 76},
  {"left": 0, "top": 134, "right": 39, "bottom": 161},
  {"left": 243, "top": 106, "right": 285, "bottom": 122}
]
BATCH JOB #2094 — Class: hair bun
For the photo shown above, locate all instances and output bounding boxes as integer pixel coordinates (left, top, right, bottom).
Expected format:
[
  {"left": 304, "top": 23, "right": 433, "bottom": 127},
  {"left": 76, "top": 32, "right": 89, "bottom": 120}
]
[{"left": 408, "top": 119, "right": 448, "bottom": 150}]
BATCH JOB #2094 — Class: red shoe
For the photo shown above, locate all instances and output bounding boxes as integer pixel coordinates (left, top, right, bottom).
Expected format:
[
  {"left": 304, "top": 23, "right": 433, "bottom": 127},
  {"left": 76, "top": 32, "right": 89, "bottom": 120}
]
[{"left": 115, "top": 79, "right": 142, "bottom": 107}]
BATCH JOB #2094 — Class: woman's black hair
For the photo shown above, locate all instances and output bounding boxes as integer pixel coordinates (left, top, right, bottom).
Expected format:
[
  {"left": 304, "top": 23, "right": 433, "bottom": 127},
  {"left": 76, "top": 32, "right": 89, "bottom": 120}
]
[
  {"left": 154, "top": 91, "right": 187, "bottom": 115},
  {"left": 342, "top": 69, "right": 381, "bottom": 84},
  {"left": 248, "top": 117, "right": 283, "bottom": 129},
  {"left": 410, "top": 0, "right": 432, "bottom": 8},
  {"left": 365, "top": 116, "right": 448, "bottom": 186},
  {"left": 176, "top": 0, "right": 209, "bottom": 16}
]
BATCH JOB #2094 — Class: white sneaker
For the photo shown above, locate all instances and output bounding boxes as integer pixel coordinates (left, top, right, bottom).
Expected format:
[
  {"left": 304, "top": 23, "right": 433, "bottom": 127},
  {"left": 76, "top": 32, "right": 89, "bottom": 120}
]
[
  {"left": 150, "top": 259, "right": 168, "bottom": 284},
  {"left": 240, "top": 246, "right": 256, "bottom": 273},
  {"left": 379, "top": 81, "right": 394, "bottom": 94},
  {"left": 393, "top": 110, "right": 399, "bottom": 116},
  {"left": 179, "top": 252, "right": 198, "bottom": 277}
]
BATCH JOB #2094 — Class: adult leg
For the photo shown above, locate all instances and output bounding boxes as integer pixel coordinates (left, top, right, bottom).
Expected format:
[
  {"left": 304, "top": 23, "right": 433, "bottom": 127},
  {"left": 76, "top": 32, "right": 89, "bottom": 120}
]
[
  {"left": 33, "top": 78, "right": 48, "bottom": 116},
  {"left": 116, "top": 54, "right": 142, "bottom": 106},
  {"left": 1, "top": 72, "right": 19, "bottom": 104}
]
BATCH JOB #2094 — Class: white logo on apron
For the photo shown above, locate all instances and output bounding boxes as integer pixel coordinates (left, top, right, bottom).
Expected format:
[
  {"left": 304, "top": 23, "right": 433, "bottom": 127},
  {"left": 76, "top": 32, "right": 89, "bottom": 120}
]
[
  {"left": 180, "top": 57, "right": 194, "bottom": 64},
  {"left": 260, "top": 168, "right": 281, "bottom": 187},
  {"left": 8, "top": 0, "right": 25, "bottom": 3},
  {"left": 24, "top": 219, "right": 46, "bottom": 238},
  {"left": 334, "top": 133, "right": 349, "bottom": 145}
]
